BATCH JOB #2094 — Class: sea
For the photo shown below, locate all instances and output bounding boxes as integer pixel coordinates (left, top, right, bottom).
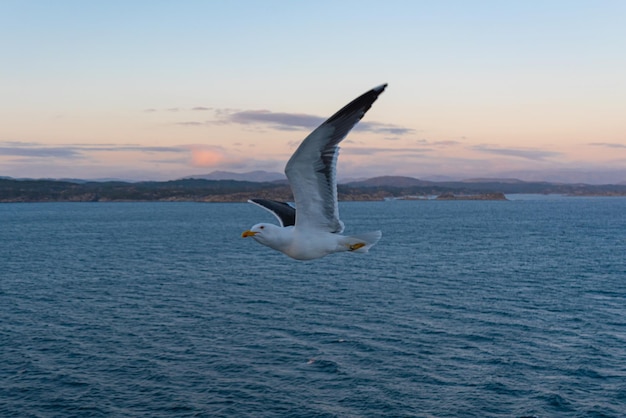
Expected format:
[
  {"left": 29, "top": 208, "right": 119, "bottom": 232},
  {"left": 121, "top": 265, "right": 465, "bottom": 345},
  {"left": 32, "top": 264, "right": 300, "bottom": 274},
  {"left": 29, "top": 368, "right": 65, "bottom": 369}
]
[{"left": 1, "top": 196, "right": 625, "bottom": 417}]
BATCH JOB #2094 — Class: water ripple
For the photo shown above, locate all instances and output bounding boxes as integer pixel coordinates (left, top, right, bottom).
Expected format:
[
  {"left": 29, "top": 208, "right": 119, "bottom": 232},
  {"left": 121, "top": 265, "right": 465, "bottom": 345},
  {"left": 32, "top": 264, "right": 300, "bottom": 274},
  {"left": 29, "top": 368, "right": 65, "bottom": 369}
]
[{"left": 1, "top": 199, "right": 626, "bottom": 417}]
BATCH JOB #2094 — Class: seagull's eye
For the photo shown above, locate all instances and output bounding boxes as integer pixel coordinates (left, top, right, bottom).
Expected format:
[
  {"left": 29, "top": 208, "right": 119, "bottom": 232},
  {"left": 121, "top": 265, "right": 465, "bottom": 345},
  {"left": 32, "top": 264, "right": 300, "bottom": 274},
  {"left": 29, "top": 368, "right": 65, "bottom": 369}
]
[{"left": 260, "top": 225, "right": 265, "bottom": 229}]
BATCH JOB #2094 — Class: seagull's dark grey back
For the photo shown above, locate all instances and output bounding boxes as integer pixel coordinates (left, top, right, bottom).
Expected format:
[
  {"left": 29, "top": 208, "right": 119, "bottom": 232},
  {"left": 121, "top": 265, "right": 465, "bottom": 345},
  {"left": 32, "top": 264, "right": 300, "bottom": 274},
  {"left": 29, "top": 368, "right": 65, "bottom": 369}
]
[{"left": 249, "top": 198, "right": 296, "bottom": 227}]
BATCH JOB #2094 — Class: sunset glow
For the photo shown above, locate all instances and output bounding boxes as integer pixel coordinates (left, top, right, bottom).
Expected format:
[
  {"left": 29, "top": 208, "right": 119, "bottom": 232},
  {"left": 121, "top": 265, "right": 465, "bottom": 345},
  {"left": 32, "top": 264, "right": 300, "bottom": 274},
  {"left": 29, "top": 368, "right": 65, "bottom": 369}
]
[{"left": 1, "top": 1, "right": 625, "bottom": 183}]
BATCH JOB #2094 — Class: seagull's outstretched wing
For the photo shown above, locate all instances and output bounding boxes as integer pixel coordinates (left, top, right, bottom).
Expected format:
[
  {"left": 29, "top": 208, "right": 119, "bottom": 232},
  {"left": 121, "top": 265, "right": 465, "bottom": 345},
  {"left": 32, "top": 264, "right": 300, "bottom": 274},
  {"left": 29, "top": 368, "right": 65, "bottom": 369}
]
[
  {"left": 248, "top": 198, "right": 296, "bottom": 227},
  {"left": 285, "top": 84, "right": 387, "bottom": 233}
]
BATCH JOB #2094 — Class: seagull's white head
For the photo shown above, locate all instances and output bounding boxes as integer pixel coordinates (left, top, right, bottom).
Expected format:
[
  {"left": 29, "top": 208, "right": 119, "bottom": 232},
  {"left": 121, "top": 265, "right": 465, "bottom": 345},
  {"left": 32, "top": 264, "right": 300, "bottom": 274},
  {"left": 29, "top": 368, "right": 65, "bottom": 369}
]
[{"left": 241, "top": 223, "right": 285, "bottom": 246}]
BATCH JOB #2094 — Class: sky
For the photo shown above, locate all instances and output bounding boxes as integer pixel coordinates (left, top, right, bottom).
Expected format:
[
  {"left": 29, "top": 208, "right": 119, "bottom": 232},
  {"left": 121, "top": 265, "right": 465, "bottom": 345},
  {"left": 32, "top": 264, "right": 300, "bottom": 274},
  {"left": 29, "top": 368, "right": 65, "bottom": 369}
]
[{"left": 2, "top": 0, "right": 626, "bottom": 183}]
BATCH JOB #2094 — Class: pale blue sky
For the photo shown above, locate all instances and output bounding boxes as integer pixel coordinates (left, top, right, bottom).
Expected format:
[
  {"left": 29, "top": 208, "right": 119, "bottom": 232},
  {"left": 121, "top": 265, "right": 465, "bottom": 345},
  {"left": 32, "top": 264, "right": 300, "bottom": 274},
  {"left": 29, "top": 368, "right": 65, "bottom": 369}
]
[{"left": 1, "top": 1, "right": 625, "bottom": 182}]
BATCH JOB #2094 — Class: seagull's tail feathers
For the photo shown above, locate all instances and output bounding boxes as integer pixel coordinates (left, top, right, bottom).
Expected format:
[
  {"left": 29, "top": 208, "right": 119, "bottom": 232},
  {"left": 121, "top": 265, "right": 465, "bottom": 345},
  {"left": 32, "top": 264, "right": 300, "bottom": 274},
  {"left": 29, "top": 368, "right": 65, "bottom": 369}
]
[{"left": 339, "top": 230, "right": 382, "bottom": 254}]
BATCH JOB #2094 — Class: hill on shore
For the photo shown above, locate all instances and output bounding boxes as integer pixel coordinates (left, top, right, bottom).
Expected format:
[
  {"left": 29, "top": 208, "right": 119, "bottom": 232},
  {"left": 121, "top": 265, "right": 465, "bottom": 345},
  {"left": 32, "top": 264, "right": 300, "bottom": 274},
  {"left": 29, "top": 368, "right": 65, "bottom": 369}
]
[{"left": 1, "top": 175, "right": 625, "bottom": 203}]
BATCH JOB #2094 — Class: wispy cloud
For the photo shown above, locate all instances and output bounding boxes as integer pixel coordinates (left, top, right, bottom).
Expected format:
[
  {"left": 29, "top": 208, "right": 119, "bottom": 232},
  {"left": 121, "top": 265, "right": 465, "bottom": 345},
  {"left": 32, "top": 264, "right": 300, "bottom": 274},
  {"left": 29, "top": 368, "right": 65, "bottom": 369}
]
[
  {"left": 471, "top": 145, "right": 561, "bottom": 161},
  {"left": 158, "top": 105, "right": 415, "bottom": 136},
  {"left": 354, "top": 122, "right": 415, "bottom": 135},
  {"left": 0, "top": 141, "right": 187, "bottom": 159},
  {"left": 0, "top": 141, "right": 250, "bottom": 179},
  {"left": 226, "top": 110, "right": 323, "bottom": 130},
  {"left": 174, "top": 121, "right": 209, "bottom": 127},
  {"left": 0, "top": 145, "right": 81, "bottom": 159},
  {"left": 143, "top": 106, "right": 212, "bottom": 113},
  {"left": 112, "top": 145, "right": 186, "bottom": 153},
  {"left": 417, "top": 139, "right": 462, "bottom": 147},
  {"left": 343, "top": 146, "right": 432, "bottom": 156},
  {"left": 214, "top": 109, "right": 414, "bottom": 136},
  {"left": 589, "top": 142, "right": 626, "bottom": 149}
]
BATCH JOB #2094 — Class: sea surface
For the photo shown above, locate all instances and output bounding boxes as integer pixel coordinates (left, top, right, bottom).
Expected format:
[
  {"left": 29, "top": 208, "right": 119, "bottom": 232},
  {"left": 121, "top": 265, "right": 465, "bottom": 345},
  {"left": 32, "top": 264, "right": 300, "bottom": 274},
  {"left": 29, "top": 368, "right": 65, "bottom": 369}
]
[{"left": 1, "top": 196, "right": 625, "bottom": 417}]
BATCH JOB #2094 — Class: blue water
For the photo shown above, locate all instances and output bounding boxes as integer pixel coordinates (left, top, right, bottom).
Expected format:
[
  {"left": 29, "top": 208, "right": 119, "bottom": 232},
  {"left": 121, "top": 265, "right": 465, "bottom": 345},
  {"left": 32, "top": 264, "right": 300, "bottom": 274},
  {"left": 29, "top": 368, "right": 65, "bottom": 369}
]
[{"left": 1, "top": 197, "right": 625, "bottom": 417}]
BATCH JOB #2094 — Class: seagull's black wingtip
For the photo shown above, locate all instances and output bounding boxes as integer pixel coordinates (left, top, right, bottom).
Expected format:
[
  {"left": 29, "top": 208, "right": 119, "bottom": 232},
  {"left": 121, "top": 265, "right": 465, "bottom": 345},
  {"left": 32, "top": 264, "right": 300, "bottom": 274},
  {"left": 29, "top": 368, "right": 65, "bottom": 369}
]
[
  {"left": 324, "top": 83, "right": 388, "bottom": 127},
  {"left": 373, "top": 83, "right": 388, "bottom": 93}
]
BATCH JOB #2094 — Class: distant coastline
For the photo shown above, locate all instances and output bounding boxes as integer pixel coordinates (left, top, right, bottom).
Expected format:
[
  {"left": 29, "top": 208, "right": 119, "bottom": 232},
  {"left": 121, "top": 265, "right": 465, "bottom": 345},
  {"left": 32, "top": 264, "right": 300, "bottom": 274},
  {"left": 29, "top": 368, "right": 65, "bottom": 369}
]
[
  {"left": 1, "top": 176, "right": 625, "bottom": 203},
  {"left": 435, "top": 192, "right": 508, "bottom": 201}
]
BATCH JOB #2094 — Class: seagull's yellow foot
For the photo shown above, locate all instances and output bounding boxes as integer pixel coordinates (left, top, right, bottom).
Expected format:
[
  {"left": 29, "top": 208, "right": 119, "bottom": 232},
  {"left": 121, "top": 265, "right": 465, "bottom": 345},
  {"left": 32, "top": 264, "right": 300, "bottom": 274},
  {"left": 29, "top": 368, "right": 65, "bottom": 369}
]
[{"left": 349, "top": 242, "right": 366, "bottom": 251}]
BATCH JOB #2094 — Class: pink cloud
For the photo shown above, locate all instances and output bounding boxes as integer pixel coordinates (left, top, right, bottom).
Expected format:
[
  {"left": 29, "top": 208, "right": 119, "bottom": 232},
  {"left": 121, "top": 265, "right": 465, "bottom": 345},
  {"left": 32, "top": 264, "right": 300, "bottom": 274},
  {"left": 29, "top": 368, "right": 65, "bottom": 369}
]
[
  {"left": 186, "top": 145, "right": 244, "bottom": 168},
  {"left": 188, "top": 146, "right": 224, "bottom": 167}
]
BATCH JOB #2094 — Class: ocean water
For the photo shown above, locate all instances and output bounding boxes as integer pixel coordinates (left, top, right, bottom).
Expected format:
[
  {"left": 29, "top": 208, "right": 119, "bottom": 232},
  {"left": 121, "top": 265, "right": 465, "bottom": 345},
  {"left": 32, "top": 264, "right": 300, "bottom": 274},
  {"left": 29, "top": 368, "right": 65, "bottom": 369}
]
[{"left": 1, "top": 196, "right": 625, "bottom": 417}]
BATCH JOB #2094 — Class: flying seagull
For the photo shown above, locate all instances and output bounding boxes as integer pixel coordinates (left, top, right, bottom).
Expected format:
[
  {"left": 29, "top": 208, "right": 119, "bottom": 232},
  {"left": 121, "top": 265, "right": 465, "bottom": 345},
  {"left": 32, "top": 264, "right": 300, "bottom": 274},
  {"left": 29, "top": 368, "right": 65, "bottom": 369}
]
[{"left": 242, "top": 84, "right": 387, "bottom": 260}]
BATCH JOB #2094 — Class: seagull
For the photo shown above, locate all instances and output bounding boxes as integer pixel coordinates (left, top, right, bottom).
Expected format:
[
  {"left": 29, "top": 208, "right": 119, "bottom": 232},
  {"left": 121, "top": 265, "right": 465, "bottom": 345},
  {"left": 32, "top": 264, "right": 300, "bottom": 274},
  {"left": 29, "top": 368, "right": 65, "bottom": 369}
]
[{"left": 242, "top": 84, "right": 387, "bottom": 260}]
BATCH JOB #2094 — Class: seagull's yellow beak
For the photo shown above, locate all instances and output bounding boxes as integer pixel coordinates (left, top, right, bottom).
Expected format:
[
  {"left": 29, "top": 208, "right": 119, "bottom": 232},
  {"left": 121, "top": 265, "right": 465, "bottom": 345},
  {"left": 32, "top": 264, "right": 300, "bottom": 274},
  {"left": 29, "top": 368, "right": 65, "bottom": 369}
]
[{"left": 241, "top": 230, "right": 257, "bottom": 238}]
